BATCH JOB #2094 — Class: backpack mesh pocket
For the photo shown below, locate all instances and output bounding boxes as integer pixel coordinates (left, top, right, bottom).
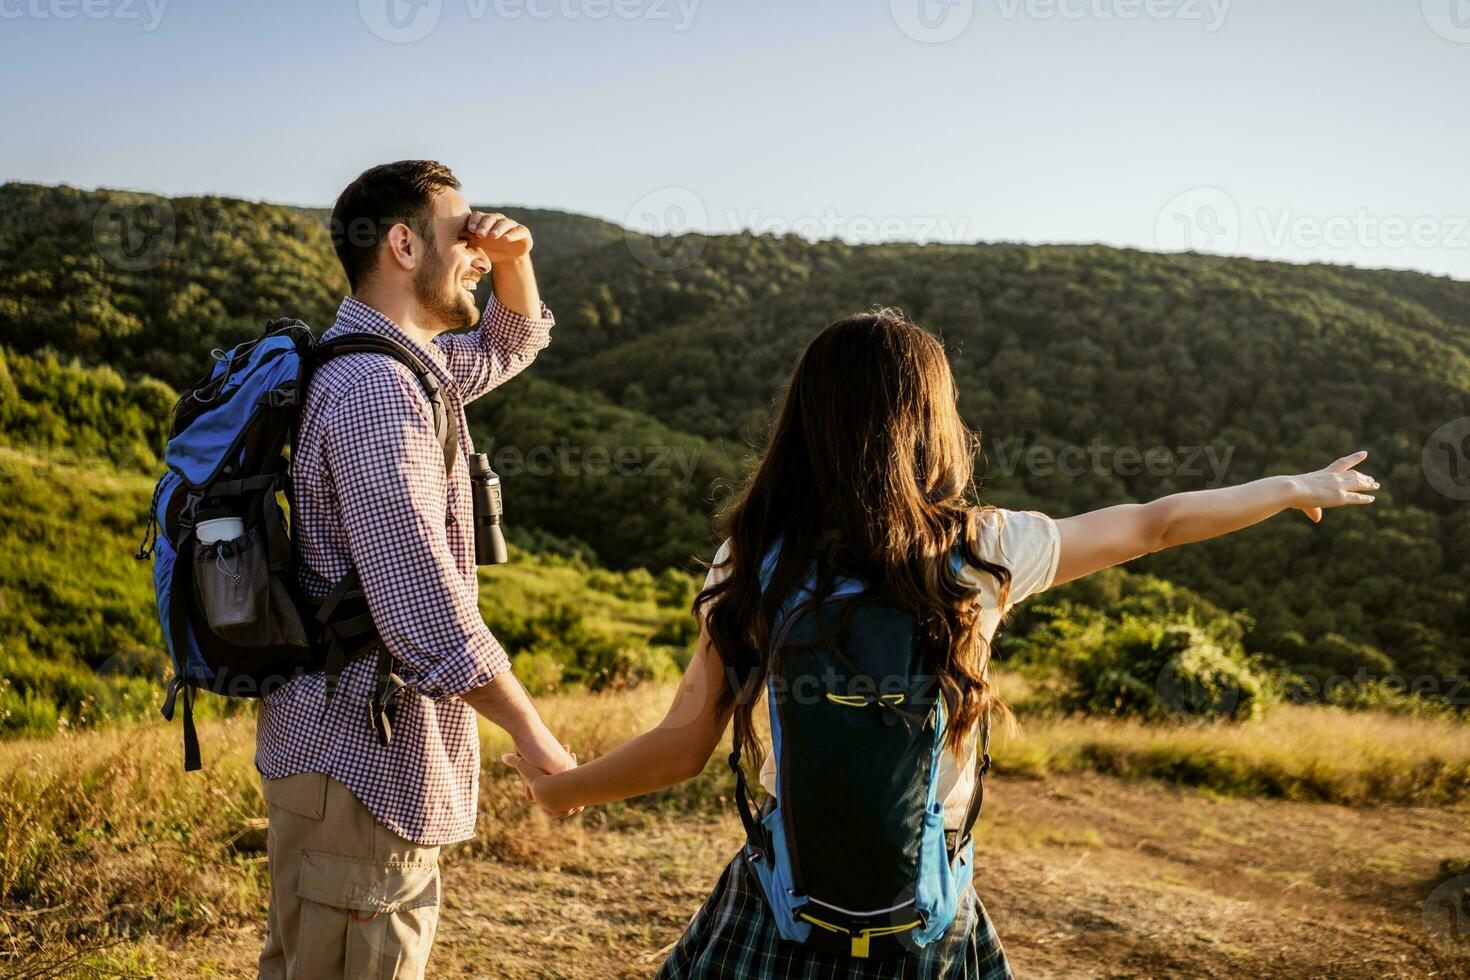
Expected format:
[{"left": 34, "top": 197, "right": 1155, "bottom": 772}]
[{"left": 193, "top": 528, "right": 308, "bottom": 649}]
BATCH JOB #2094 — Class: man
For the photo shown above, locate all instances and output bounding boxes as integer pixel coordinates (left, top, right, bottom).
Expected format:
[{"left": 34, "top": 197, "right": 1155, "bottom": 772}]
[{"left": 255, "top": 160, "right": 576, "bottom": 979}]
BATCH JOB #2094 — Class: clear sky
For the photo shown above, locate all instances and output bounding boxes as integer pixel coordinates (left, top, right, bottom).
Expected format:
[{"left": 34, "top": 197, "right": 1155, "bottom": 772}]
[{"left": 2, "top": 0, "right": 1467, "bottom": 278}]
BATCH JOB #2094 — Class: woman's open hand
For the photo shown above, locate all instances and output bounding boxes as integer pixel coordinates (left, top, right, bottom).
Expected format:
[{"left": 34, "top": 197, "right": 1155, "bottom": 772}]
[{"left": 1290, "top": 451, "right": 1379, "bottom": 523}]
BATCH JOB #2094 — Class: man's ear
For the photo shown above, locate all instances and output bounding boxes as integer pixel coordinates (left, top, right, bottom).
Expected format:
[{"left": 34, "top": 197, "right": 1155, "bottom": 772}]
[{"left": 383, "top": 222, "right": 419, "bottom": 273}]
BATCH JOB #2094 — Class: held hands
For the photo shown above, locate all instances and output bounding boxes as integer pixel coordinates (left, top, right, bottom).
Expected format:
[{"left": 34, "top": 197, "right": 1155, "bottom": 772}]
[
  {"left": 463, "top": 211, "right": 533, "bottom": 263},
  {"left": 1291, "top": 451, "right": 1379, "bottom": 523},
  {"left": 502, "top": 747, "right": 580, "bottom": 819}
]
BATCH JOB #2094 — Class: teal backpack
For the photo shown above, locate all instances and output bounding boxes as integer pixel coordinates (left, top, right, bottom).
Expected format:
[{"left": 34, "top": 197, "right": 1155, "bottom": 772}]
[{"left": 729, "top": 545, "right": 990, "bottom": 960}]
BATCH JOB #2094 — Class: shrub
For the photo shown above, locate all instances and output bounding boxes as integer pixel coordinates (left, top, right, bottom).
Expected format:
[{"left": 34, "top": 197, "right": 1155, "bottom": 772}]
[
  {"left": 1007, "top": 569, "right": 1276, "bottom": 722},
  {"left": 1059, "top": 616, "right": 1273, "bottom": 722},
  {"left": 511, "top": 650, "right": 566, "bottom": 696}
]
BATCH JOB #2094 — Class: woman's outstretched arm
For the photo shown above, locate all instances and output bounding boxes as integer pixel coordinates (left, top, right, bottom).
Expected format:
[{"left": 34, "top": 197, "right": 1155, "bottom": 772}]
[
  {"left": 503, "top": 625, "right": 732, "bottom": 814},
  {"left": 1053, "top": 450, "right": 1379, "bottom": 587}
]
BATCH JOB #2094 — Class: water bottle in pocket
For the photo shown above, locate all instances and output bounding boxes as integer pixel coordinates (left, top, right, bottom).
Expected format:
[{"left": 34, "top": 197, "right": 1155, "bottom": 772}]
[{"left": 192, "top": 519, "right": 307, "bottom": 649}]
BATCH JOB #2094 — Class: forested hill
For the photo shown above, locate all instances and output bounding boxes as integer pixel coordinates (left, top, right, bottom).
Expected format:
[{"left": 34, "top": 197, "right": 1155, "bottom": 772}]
[{"left": 2, "top": 181, "right": 1468, "bottom": 686}]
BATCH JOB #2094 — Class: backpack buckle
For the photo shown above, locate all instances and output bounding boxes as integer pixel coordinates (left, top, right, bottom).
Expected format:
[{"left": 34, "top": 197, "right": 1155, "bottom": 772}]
[
  {"left": 261, "top": 385, "right": 298, "bottom": 408},
  {"left": 178, "top": 491, "right": 204, "bottom": 530}
]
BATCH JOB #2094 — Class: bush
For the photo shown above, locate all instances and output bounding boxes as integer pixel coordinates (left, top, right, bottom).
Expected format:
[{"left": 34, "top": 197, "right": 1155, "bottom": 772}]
[
  {"left": 1059, "top": 616, "right": 1273, "bottom": 723},
  {"left": 1007, "top": 569, "right": 1275, "bottom": 723},
  {"left": 511, "top": 649, "right": 566, "bottom": 696}
]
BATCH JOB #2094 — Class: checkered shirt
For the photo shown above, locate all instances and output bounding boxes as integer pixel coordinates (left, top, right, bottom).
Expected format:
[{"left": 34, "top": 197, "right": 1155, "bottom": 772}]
[{"left": 255, "top": 294, "right": 553, "bottom": 845}]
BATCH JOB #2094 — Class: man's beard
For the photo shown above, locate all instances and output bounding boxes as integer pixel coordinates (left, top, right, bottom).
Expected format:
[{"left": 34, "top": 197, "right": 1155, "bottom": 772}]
[{"left": 412, "top": 250, "right": 479, "bottom": 333}]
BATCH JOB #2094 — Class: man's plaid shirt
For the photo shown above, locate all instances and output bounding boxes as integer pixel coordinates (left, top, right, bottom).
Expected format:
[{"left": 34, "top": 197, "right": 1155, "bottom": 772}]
[{"left": 255, "top": 294, "right": 552, "bottom": 845}]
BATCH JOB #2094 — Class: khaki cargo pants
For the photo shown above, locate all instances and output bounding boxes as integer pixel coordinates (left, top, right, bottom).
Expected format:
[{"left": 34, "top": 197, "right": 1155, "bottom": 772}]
[{"left": 258, "top": 772, "right": 442, "bottom": 980}]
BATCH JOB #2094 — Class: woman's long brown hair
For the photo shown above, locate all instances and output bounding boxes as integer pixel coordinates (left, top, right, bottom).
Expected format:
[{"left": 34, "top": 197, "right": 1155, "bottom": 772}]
[{"left": 697, "top": 308, "right": 1013, "bottom": 768}]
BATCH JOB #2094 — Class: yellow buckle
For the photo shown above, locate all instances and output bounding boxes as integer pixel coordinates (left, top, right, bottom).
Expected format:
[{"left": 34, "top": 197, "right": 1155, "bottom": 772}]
[{"left": 799, "top": 912, "right": 923, "bottom": 960}]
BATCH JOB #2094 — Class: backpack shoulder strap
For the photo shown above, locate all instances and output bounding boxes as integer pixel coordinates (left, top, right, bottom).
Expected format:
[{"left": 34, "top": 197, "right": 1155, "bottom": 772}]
[
  {"left": 304, "top": 332, "right": 457, "bottom": 750},
  {"left": 311, "top": 333, "right": 458, "bottom": 474},
  {"left": 951, "top": 702, "right": 992, "bottom": 860}
]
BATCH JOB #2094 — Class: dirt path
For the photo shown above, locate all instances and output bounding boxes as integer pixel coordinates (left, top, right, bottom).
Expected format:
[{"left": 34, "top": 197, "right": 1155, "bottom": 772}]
[{"left": 131, "top": 773, "right": 1470, "bottom": 978}]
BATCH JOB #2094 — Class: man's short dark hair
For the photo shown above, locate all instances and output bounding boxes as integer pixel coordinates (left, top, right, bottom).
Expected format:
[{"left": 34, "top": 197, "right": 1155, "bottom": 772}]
[{"left": 330, "top": 160, "right": 461, "bottom": 291}]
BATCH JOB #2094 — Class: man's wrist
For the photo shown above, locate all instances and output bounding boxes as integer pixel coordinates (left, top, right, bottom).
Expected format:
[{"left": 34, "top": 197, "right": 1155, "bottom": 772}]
[
  {"left": 517, "top": 723, "right": 573, "bottom": 774},
  {"left": 489, "top": 255, "right": 535, "bottom": 287}
]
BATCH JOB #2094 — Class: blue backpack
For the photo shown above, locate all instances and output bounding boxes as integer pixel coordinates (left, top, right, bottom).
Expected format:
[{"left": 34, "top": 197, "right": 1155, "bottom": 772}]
[
  {"left": 133, "top": 319, "right": 456, "bottom": 771},
  {"left": 729, "top": 548, "right": 991, "bottom": 960}
]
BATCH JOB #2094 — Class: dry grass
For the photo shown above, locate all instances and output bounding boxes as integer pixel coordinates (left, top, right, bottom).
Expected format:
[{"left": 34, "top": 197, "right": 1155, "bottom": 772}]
[
  {"left": 1, "top": 682, "right": 1467, "bottom": 975},
  {"left": 999, "top": 700, "right": 1470, "bottom": 805}
]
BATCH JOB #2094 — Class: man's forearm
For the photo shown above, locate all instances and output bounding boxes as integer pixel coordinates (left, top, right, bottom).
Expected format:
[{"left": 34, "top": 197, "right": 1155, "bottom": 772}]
[
  {"left": 460, "top": 671, "right": 570, "bottom": 773},
  {"left": 490, "top": 255, "right": 542, "bottom": 319}
]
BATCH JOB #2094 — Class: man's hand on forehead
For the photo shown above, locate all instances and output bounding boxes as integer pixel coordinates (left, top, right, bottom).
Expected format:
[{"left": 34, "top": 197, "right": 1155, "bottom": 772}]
[{"left": 460, "top": 211, "right": 533, "bottom": 261}]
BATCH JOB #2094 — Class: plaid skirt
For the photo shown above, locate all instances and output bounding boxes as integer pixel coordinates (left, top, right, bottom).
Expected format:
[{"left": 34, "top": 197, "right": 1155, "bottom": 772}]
[{"left": 656, "top": 855, "right": 1013, "bottom": 980}]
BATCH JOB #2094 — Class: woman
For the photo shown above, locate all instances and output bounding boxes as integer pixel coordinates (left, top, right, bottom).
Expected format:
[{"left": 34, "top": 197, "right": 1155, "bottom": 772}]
[{"left": 504, "top": 309, "right": 1378, "bottom": 978}]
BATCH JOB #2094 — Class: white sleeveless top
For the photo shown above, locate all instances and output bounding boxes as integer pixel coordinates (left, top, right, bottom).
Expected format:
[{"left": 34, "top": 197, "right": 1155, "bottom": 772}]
[{"left": 702, "top": 508, "right": 1061, "bottom": 829}]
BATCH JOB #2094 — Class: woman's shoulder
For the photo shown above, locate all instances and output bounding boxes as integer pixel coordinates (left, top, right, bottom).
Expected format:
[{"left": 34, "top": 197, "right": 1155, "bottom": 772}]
[
  {"left": 965, "top": 507, "right": 1062, "bottom": 605},
  {"left": 703, "top": 538, "right": 734, "bottom": 590}
]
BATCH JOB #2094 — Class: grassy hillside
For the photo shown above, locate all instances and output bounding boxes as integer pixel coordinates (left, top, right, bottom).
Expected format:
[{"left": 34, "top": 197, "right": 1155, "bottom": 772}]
[
  {"left": 2, "top": 180, "right": 1469, "bottom": 696},
  {"left": 537, "top": 239, "right": 1470, "bottom": 683},
  {"left": 0, "top": 432, "right": 698, "bottom": 736}
]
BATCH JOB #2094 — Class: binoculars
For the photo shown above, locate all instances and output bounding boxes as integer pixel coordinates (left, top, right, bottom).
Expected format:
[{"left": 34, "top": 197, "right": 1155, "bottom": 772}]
[{"left": 467, "top": 452, "right": 509, "bottom": 566}]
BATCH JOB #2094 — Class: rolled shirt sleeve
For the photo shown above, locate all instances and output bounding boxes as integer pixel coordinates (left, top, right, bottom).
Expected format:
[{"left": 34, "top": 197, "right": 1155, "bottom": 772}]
[
  {"left": 433, "top": 294, "right": 554, "bottom": 405},
  {"left": 969, "top": 508, "right": 1061, "bottom": 609},
  {"left": 323, "top": 366, "right": 511, "bottom": 699}
]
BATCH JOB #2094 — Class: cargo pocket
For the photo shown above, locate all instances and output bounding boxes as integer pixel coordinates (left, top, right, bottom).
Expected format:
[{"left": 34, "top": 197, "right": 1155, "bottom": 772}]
[{"left": 296, "top": 850, "right": 440, "bottom": 980}]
